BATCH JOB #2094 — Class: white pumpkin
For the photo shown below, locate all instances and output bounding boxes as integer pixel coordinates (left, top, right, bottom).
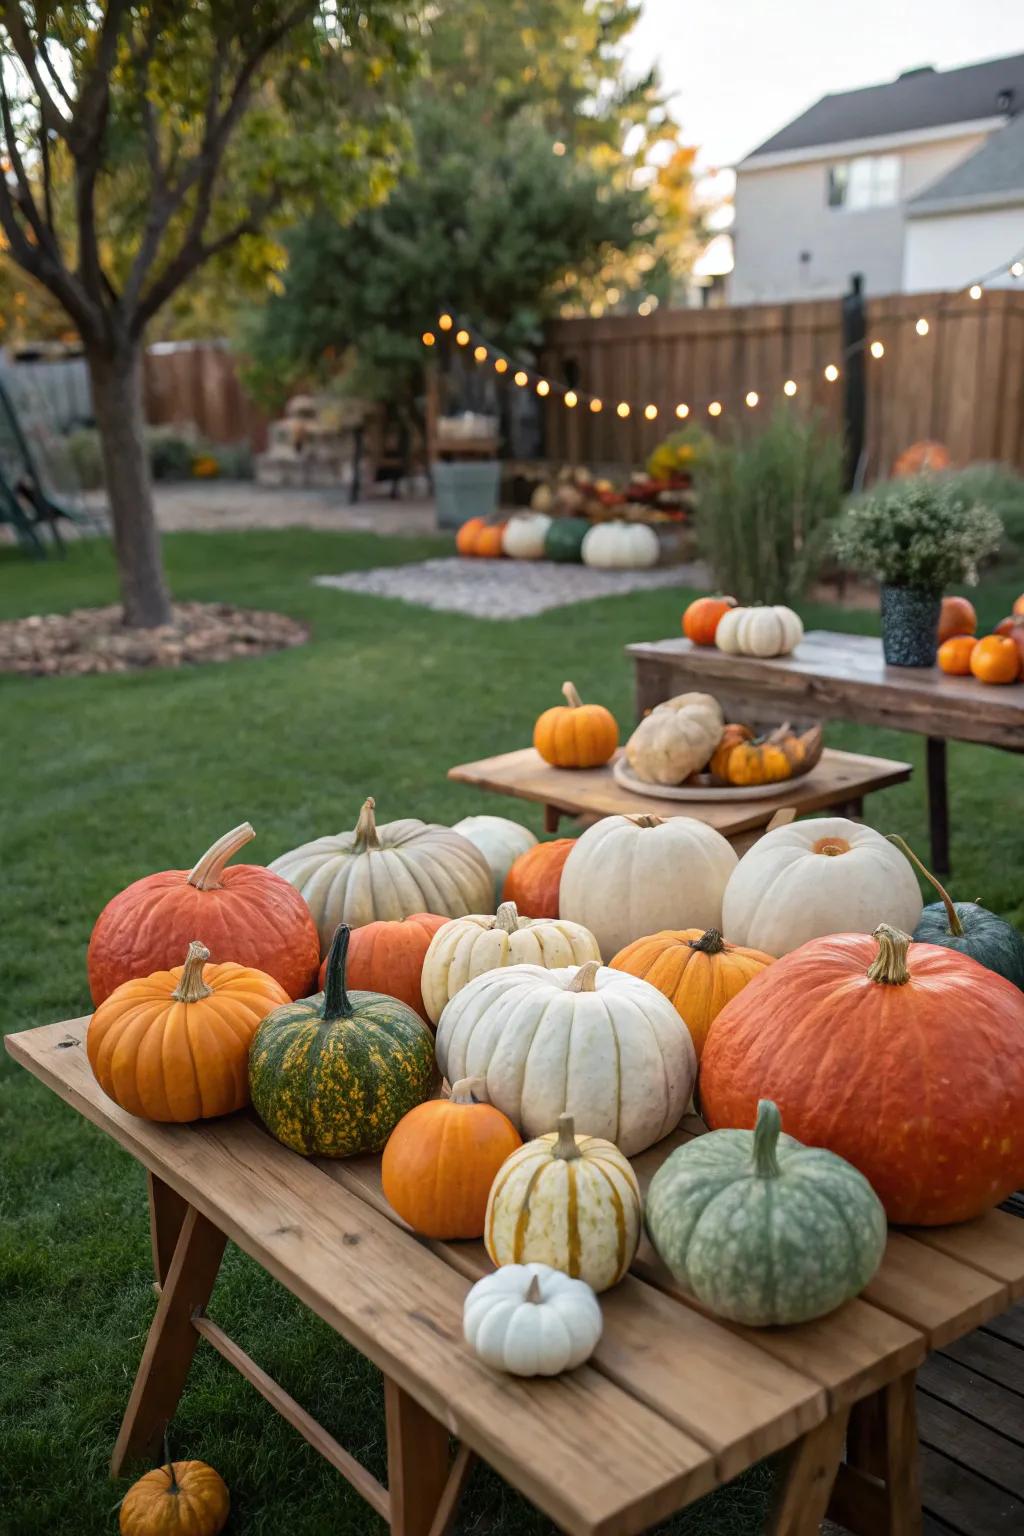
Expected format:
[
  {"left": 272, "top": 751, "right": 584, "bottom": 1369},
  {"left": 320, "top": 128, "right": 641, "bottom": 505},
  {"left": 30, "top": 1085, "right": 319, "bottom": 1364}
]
[
  {"left": 463, "top": 1262, "right": 602, "bottom": 1376},
  {"left": 559, "top": 812, "right": 737, "bottom": 957},
  {"left": 436, "top": 959, "right": 696, "bottom": 1156},
  {"left": 715, "top": 605, "right": 803, "bottom": 658},
  {"left": 502, "top": 512, "right": 552, "bottom": 560},
  {"left": 485, "top": 1115, "right": 641, "bottom": 1291},
  {"left": 422, "top": 900, "right": 600, "bottom": 1024},
  {"left": 581, "top": 521, "right": 659, "bottom": 570},
  {"left": 624, "top": 691, "right": 724, "bottom": 785},
  {"left": 451, "top": 815, "right": 537, "bottom": 906},
  {"left": 722, "top": 816, "right": 924, "bottom": 957},
  {"left": 269, "top": 797, "right": 494, "bottom": 954}
]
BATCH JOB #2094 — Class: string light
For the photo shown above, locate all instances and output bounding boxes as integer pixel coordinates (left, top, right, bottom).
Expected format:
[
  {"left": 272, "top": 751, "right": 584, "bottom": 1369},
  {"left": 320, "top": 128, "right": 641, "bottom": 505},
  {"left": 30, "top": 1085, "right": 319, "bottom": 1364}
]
[
  {"left": 870, "top": 341, "right": 885, "bottom": 359},
  {"left": 589, "top": 398, "right": 603, "bottom": 413},
  {"left": 421, "top": 331, "right": 436, "bottom": 347},
  {"left": 1012, "top": 261, "right": 1024, "bottom": 279},
  {"left": 824, "top": 363, "right": 840, "bottom": 382},
  {"left": 455, "top": 329, "right": 470, "bottom": 346},
  {"left": 494, "top": 357, "right": 508, "bottom": 374},
  {"left": 513, "top": 370, "right": 529, "bottom": 387},
  {"left": 637, "top": 299, "right": 653, "bottom": 317},
  {"left": 969, "top": 284, "right": 983, "bottom": 300},
  {"left": 745, "top": 390, "right": 759, "bottom": 408},
  {"left": 643, "top": 403, "right": 658, "bottom": 421},
  {"left": 552, "top": 141, "right": 566, "bottom": 156},
  {"left": 708, "top": 401, "right": 722, "bottom": 417},
  {"left": 783, "top": 379, "right": 797, "bottom": 396},
  {"left": 536, "top": 379, "right": 550, "bottom": 397},
  {"left": 915, "top": 318, "right": 929, "bottom": 337},
  {"left": 564, "top": 390, "right": 578, "bottom": 408},
  {"left": 438, "top": 313, "right": 453, "bottom": 331},
  {"left": 616, "top": 401, "right": 631, "bottom": 418},
  {"left": 675, "top": 403, "right": 689, "bottom": 419},
  {"left": 473, "top": 344, "right": 487, "bottom": 362}
]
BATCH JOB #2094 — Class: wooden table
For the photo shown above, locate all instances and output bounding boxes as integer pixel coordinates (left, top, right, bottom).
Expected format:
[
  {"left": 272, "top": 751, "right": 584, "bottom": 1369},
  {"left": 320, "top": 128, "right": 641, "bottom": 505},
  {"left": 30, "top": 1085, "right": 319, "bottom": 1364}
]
[
  {"left": 11, "top": 1017, "right": 1024, "bottom": 1536},
  {"left": 627, "top": 630, "right": 1024, "bottom": 874},
  {"left": 449, "top": 746, "right": 912, "bottom": 849}
]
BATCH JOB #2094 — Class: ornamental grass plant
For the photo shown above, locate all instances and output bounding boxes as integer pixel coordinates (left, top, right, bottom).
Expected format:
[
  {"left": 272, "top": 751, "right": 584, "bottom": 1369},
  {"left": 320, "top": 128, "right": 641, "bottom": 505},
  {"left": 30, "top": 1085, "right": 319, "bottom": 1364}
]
[{"left": 833, "top": 475, "right": 1003, "bottom": 592}]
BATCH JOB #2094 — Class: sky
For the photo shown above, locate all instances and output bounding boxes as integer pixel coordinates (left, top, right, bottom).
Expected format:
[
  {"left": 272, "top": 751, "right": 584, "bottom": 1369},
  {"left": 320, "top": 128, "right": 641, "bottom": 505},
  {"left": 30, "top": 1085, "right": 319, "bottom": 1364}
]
[{"left": 625, "top": 0, "right": 1024, "bottom": 170}]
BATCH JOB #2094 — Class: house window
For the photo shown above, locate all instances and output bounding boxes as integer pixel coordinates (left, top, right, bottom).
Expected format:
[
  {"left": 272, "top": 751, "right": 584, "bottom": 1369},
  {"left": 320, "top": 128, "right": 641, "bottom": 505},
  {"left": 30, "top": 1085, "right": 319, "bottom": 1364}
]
[{"left": 827, "top": 154, "right": 900, "bottom": 210}]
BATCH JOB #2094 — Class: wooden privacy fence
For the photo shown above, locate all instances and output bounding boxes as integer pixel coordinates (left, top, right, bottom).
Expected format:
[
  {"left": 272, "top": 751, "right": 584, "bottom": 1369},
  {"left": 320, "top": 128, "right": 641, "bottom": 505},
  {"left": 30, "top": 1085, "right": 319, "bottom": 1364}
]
[{"left": 142, "top": 341, "right": 268, "bottom": 449}]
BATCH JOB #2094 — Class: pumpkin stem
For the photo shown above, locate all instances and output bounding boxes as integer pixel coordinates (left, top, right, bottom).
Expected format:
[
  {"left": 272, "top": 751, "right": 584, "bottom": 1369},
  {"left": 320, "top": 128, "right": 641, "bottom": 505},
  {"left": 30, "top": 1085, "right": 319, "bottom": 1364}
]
[
  {"left": 886, "top": 834, "right": 963, "bottom": 937},
  {"left": 867, "top": 924, "right": 913, "bottom": 986},
  {"left": 687, "top": 928, "right": 726, "bottom": 956},
  {"left": 494, "top": 902, "right": 520, "bottom": 934},
  {"left": 552, "top": 1113, "right": 581, "bottom": 1161},
  {"left": 628, "top": 814, "right": 664, "bottom": 829},
  {"left": 321, "top": 924, "right": 354, "bottom": 1021},
  {"left": 172, "top": 942, "right": 213, "bottom": 1003},
  {"left": 448, "top": 1077, "right": 487, "bottom": 1105},
  {"left": 353, "top": 797, "right": 381, "bottom": 851},
  {"left": 752, "top": 1100, "right": 782, "bottom": 1179},
  {"left": 562, "top": 681, "right": 583, "bottom": 709},
  {"left": 162, "top": 1427, "right": 178, "bottom": 1495},
  {"left": 525, "top": 1274, "right": 543, "bottom": 1303},
  {"left": 568, "top": 960, "right": 600, "bottom": 993},
  {"left": 186, "top": 823, "right": 255, "bottom": 890}
]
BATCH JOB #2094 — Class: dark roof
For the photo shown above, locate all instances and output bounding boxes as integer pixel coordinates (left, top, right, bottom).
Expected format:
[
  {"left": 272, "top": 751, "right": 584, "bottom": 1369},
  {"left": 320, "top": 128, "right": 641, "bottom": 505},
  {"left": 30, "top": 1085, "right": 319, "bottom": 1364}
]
[
  {"left": 909, "top": 112, "right": 1024, "bottom": 211},
  {"left": 744, "top": 52, "right": 1024, "bottom": 161}
]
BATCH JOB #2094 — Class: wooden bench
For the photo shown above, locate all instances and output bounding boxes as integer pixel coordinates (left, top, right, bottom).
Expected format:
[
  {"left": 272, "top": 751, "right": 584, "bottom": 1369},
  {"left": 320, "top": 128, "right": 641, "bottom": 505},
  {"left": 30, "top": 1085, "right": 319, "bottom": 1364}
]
[{"left": 9, "top": 1016, "right": 1024, "bottom": 1536}]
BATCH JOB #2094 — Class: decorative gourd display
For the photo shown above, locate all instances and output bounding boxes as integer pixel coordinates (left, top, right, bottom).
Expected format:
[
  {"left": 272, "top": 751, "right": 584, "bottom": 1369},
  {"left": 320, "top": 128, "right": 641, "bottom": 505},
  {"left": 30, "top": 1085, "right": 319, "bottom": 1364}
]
[
  {"left": 452, "top": 814, "right": 538, "bottom": 906},
  {"left": 269, "top": 798, "right": 493, "bottom": 955},
  {"left": 721, "top": 816, "right": 922, "bottom": 957},
  {"left": 501, "top": 838, "right": 575, "bottom": 917},
  {"left": 610, "top": 927, "right": 774, "bottom": 1058},
  {"left": 543, "top": 516, "right": 590, "bottom": 563},
  {"left": 485, "top": 1114, "right": 642, "bottom": 1290},
  {"left": 87, "top": 822, "right": 320, "bottom": 1006},
  {"left": 646, "top": 1100, "right": 886, "bottom": 1326},
  {"left": 937, "top": 595, "right": 977, "bottom": 643},
  {"left": 937, "top": 635, "right": 977, "bottom": 675},
  {"left": 700, "top": 924, "right": 1024, "bottom": 1225},
  {"left": 502, "top": 512, "right": 552, "bottom": 560},
  {"left": 317, "top": 911, "right": 449, "bottom": 1020},
  {"left": 119, "top": 1450, "right": 229, "bottom": 1536},
  {"left": 709, "top": 722, "right": 823, "bottom": 787},
  {"left": 463, "top": 1263, "right": 602, "bottom": 1377},
  {"left": 715, "top": 605, "right": 804, "bottom": 658},
  {"left": 890, "top": 835, "right": 1024, "bottom": 989},
  {"left": 624, "top": 691, "right": 723, "bottom": 785},
  {"left": 381, "top": 1078, "right": 521, "bottom": 1238},
  {"left": 970, "top": 633, "right": 1020, "bottom": 684},
  {"left": 456, "top": 517, "right": 506, "bottom": 557},
  {"left": 421, "top": 901, "right": 600, "bottom": 1023},
  {"left": 88, "top": 942, "right": 289, "bottom": 1122},
  {"left": 581, "top": 520, "right": 659, "bottom": 570},
  {"left": 683, "top": 595, "right": 736, "bottom": 646},
  {"left": 436, "top": 960, "right": 696, "bottom": 1156},
  {"left": 533, "top": 681, "right": 619, "bottom": 769},
  {"left": 249, "top": 925, "right": 435, "bottom": 1157},
  {"left": 560, "top": 813, "right": 737, "bottom": 958}
]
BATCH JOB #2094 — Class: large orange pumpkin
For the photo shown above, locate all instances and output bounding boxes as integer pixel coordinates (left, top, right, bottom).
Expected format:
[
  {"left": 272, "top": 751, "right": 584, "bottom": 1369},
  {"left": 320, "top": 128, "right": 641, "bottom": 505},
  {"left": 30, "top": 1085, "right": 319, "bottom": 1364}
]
[
  {"left": 317, "top": 911, "right": 449, "bottom": 1021},
  {"left": 609, "top": 927, "right": 774, "bottom": 1058},
  {"left": 937, "top": 635, "right": 976, "bottom": 675},
  {"left": 937, "top": 595, "right": 976, "bottom": 644},
  {"left": 683, "top": 595, "right": 736, "bottom": 646},
  {"left": 88, "top": 941, "right": 289, "bottom": 1121},
  {"left": 970, "top": 634, "right": 1020, "bottom": 685},
  {"left": 381, "top": 1077, "right": 522, "bottom": 1238},
  {"left": 87, "top": 822, "right": 320, "bottom": 1005},
  {"left": 700, "top": 924, "right": 1024, "bottom": 1225},
  {"left": 533, "top": 681, "right": 619, "bottom": 767},
  {"left": 456, "top": 517, "right": 506, "bottom": 557},
  {"left": 892, "top": 440, "right": 951, "bottom": 477},
  {"left": 501, "top": 838, "right": 575, "bottom": 918}
]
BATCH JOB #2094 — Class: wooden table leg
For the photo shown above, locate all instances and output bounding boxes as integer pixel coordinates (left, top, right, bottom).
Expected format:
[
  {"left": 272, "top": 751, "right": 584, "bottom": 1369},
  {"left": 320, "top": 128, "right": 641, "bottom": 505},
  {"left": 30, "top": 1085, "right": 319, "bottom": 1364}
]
[
  {"left": 384, "top": 1379, "right": 454, "bottom": 1536},
  {"left": 148, "top": 1172, "right": 188, "bottom": 1287},
  {"left": 111, "top": 1205, "right": 227, "bottom": 1475},
  {"left": 828, "top": 1372, "right": 923, "bottom": 1536},
  {"left": 769, "top": 1405, "right": 849, "bottom": 1535},
  {"left": 926, "top": 736, "right": 950, "bottom": 874},
  {"left": 544, "top": 803, "right": 561, "bottom": 834}
]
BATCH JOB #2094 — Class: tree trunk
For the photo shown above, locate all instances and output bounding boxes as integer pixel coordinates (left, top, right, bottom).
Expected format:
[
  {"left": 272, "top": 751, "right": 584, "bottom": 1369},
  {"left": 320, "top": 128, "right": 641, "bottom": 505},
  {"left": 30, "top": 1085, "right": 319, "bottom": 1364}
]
[{"left": 87, "top": 343, "right": 173, "bottom": 628}]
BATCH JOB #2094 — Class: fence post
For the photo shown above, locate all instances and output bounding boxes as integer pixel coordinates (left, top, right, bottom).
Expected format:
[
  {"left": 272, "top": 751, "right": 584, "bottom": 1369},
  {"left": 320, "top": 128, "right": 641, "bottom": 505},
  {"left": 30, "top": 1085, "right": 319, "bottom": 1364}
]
[{"left": 841, "top": 273, "right": 866, "bottom": 488}]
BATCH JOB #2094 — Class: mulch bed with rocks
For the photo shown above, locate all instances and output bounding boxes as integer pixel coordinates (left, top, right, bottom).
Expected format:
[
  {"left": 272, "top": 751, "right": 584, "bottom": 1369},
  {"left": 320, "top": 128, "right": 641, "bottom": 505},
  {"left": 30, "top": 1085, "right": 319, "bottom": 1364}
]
[{"left": 0, "top": 602, "right": 309, "bottom": 677}]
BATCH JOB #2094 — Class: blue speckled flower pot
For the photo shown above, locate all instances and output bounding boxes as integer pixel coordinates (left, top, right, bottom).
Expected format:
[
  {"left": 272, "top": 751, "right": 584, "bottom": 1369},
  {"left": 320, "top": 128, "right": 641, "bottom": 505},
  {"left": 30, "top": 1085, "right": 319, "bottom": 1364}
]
[{"left": 880, "top": 585, "right": 941, "bottom": 667}]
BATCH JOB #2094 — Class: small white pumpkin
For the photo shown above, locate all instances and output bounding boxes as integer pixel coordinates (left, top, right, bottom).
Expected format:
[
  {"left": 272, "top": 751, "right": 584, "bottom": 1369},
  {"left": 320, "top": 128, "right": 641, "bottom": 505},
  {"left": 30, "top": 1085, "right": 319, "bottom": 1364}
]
[
  {"left": 436, "top": 959, "right": 696, "bottom": 1155},
  {"left": 451, "top": 815, "right": 538, "bottom": 906},
  {"left": 625, "top": 691, "right": 724, "bottom": 785},
  {"left": 502, "top": 512, "right": 552, "bottom": 560},
  {"left": 581, "top": 520, "right": 660, "bottom": 570},
  {"left": 722, "top": 816, "right": 924, "bottom": 957},
  {"left": 421, "top": 900, "right": 600, "bottom": 1024},
  {"left": 463, "top": 1262, "right": 602, "bottom": 1376},
  {"left": 559, "top": 812, "right": 737, "bottom": 958},
  {"left": 486, "top": 1115, "right": 641, "bottom": 1291},
  {"left": 715, "top": 605, "right": 803, "bottom": 658}
]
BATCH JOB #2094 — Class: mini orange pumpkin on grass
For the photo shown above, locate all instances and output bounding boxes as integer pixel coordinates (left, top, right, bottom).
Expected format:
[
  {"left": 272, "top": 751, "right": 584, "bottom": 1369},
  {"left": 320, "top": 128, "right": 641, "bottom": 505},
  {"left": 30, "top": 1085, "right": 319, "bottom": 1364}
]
[
  {"left": 610, "top": 927, "right": 774, "bottom": 1057},
  {"left": 534, "top": 681, "right": 618, "bottom": 767},
  {"left": 970, "top": 634, "right": 1020, "bottom": 685},
  {"left": 456, "top": 517, "right": 506, "bottom": 557},
  {"left": 120, "top": 1443, "right": 229, "bottom": 1536}
]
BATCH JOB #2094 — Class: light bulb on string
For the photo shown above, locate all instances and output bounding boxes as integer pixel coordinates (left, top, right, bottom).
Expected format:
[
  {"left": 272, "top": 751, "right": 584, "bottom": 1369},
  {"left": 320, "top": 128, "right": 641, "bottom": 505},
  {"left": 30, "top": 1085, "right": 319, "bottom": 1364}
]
[
  {"left": 589, "top": 398, "right": 603, "bottom": 414},
  {"left": 513, "top": 370, "right": 529, "bottom": 387},
  {"left": 869, "top": 341, "right": 884, "bottom": 359},
  {"left": 783, "top": 379, "right": 798, "bottom": 396},
  {"left": 708, "top": 401, "right": 722, "bottom": 417},
  {"left": 915, "top": 318, "right": 929, "bottom": 337},
  {"left": 455, "top": 329, "right": 470, "bottom": 346},
  {"left": 675, "top": 402, "right": 689, "bottom": 419},
  {"left": 536, "top": 379, "right": 550, "bottom": 397},
  {"left": 616, "top": 402, "right": 631, "bottom": 418},
  {"left": 643, "top": 403, "right": 658, "bottom": 421},
  {"left": 745, "top": 391, "right": 759, "bottom": 408},
  {"left": 438, "top": 313, "right": 453, "bottom": 331},
  {"left": 494, "top": 358, "right": 508, "bottom": 374},
  {"left": 421, "top": 331, "right": 436, "bottom": 347},
  {"left": 1012, "top": 261, "right": 1024, "bottom": 279},
  {"left": 969, "top": 284, "right": 982, "bottom": 300},
  {"left": 824, "top": 363, "right": 839, "bottom": 382},
  {"left": 564, "top": 390, "right": 578, "bottom": 408},
  {"left": 473, "top": 344, "right": 487, "bottom": 362}
]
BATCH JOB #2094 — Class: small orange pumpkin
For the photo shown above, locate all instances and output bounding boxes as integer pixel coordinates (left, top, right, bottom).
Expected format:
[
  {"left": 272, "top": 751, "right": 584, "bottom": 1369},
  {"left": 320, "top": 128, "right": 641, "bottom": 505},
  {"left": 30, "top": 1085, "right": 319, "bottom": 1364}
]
[
  {"left": 610, "top": 927, "right": 774, "bottom": 1058},
  {"left": 534, "top": 680, "right": 619, "bottom": 767},
  {"left": 970, "top": 634, "right": 1020, "bottom": 685},
  {"left": 502, "top": 838, "right": 575, "bottom": 918},
  {"left": 892, "top": 440, "right": 951, "bottom": 477},
  {"left": 710, "top": 722, "right": 822, "bottom": 787},
  {"left": 937, "top": 595, "right": 977, "bottom": 644},
  {"left": 120, "top": 1452, "right": 229, "bottom": 1536},
  {"left": 456, "top": 517, "right": 506, "bottom": 557},
  {"left": 317, "top": 912, "right": 449, "bottom": 1021},
  {"left": 683, "top": 595, "right": 736, "bottom": 646},
  {"left": 381, "top": 1077, "right": 522, "bottom": 1238},
  {"left": 937, "top": 635, "right": 977, "bottom": 675}
]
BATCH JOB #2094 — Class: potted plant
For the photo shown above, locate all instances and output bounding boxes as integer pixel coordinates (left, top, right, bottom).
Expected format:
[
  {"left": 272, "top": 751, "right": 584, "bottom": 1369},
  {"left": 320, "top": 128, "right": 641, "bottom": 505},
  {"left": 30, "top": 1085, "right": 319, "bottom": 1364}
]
[{"left": 833, "top": 478, "right": 1002, "bottom": 667}]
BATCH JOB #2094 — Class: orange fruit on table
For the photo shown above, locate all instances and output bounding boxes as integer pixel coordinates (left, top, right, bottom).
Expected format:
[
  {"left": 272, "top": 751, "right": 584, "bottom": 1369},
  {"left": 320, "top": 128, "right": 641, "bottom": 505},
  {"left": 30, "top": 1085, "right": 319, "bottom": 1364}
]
[
  {"left": 502, "top": 838, "right": 575, "bottom": 918},
  {"left": 1013, "top": 594, "right": 1024, "bottom": 617},
  {"left": 937, "top": 595, "right": 977, "bottom": 643},
  {"left": 969, "top": 634, "right": 1021, "bottom": 685},
  {"left": 683, "top": 595, "right": 737, "bottom": 646},
  {"left": 937, "top": 635, "right": 977, "bottom": 675},
  {"left": 534, "top": 680, "right": 619, "bottom": 767}
]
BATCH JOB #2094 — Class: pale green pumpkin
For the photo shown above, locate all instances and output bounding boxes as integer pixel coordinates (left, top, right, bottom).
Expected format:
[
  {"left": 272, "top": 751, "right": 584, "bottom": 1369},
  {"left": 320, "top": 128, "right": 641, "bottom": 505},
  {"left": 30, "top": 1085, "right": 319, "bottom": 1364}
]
[{"left": 645, "top": 1100, "right": 886, "bottom": 1326}]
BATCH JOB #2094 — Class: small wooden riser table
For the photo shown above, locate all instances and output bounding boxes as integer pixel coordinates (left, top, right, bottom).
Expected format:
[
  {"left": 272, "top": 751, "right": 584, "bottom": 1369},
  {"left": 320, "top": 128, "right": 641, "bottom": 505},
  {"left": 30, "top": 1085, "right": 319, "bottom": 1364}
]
[{"left": 9, "top": 1018, "right": 1024, "bottom": 1536}]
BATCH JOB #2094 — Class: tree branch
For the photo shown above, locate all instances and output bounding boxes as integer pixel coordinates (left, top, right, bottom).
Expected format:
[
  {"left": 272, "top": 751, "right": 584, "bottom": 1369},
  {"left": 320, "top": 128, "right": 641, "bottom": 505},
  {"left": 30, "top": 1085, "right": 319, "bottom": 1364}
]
[
  {"left": 0, "top": 167, "right": 100, "bottom": 337},
  {"left": 0, "top": 70, "right": 54, "bottom": 256},
  {"left": 0, "top": 2, "right": 71, "bottom": 138},
  {"left": 133, "top": 190, "right": 283, "bottom": 333}
]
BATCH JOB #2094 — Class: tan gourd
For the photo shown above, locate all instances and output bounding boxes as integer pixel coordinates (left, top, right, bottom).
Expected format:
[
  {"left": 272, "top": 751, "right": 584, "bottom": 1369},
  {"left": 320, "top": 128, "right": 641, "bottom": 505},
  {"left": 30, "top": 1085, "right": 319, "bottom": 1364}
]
[{"left": 624, "top": 691, "right": 724, "bottom": 785}]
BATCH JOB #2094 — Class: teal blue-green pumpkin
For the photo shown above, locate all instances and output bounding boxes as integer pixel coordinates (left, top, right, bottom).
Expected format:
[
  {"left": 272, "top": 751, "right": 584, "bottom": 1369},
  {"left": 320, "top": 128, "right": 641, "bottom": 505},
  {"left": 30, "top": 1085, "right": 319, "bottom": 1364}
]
[
  {"left": 249, "top": 924, "right": 435, "bottom": 1157},
  {"left": 890, "top": 835, "right": 1024, "bottom": 990},
  {"left": 543, "top": 517, "right": 590, "bottom": 563},
  {"left": 645, "top": 1100, "right": 886, "bottom": 1326}
]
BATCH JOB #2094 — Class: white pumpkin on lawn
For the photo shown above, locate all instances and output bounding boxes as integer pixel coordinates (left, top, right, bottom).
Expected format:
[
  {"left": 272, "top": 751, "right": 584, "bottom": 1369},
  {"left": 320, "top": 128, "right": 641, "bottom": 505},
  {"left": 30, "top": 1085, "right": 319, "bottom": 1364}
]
[
  {"left": 716, "top": 605, "right": 804, "bottom": 658},
  {"left": 435, "top": 959, "right": 696, "bottom": 1156},
  {"left": 421, "top": 900, "right": 600, "bottom": 1024},
  {"left": 485, "top": 1115, "right": 641, "bottom": 1291},
  {"left": 502, "top": 512, "right": 552, "bottom": 560},
  {"left": 451, "top": 815, "right": 537, "bottom": 906},
  {"left": 269, "top": 797, "right": 493, "bottom": 954},
  {"left": 581, "top": 520, "right": 659, "bottom": 570},
  {"left": 722, "top": 817, "right": 924, "bottom": 957},
  {"left": 624, "top": 691, "right": 723, "bottom": 785},
  {"left": 559, "top": 812, "right": 736, "bottom": 957},
  {"left": 463, "top": 1262, "right": 602, "bottom": 1376}
]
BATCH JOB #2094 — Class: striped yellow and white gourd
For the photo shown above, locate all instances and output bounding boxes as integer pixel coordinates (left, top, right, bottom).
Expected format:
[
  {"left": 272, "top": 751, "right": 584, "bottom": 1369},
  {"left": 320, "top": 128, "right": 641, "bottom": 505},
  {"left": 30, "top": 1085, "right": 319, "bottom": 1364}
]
[{"left": 485, "top": 1114, "right": 641, "bottom": 1292}]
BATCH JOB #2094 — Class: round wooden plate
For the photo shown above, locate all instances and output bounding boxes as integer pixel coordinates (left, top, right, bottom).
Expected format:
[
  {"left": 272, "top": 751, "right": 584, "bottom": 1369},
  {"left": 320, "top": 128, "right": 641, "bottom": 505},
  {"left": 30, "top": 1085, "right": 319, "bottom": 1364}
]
[{"left": 612, "top": 756, "right": 820, "bottom": 802}]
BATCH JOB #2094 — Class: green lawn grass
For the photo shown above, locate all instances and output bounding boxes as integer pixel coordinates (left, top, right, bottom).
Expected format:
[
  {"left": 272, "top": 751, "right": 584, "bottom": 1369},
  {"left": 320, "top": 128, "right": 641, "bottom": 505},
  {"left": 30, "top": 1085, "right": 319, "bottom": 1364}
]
[{"left": 3, "top": 530, "right": 1024, "bottom": 1535}]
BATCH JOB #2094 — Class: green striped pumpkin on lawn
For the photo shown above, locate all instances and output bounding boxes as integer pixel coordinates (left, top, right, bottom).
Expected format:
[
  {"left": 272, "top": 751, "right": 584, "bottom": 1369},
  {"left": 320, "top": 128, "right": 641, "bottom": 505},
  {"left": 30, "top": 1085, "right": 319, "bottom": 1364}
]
[{"left": 249, "top": 924, "right": 435, "bottom": 1157}]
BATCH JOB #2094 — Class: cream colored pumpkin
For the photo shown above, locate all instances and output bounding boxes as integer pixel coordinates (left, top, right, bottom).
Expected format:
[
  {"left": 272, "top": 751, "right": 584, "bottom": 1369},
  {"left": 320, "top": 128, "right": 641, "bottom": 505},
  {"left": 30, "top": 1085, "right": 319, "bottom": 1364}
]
[
  {"left": 421, "top": 900, "right": 600, "bottom": 1023},
  {"left": 463, "top": 1263, "right": 602, "bottom": 1376},
  {"left": 559, "top": 812, "right": 737, "bottom": 957},
  {"left": 625, "top": 692, "right": 724, "bottom": 785},
  {"left": 502, "top": 512, "right": 552, "bottom": 559},
  {"left": 451, "top": 815, "right": 537, "bottom": 906},
  {"left": 485, "top": 1114, "right": 641, "bottom": 1291},
  {"left": 581, "top": 521, "right": 659, "bottom": 570},
  {"left": 435, "top": 959, "right": 696, "bottom": 1156},
  {"left": 715, "top": 605, "right": 803, "bottom": 658},
  {"left": 721, "top": 817, "right": 924, "bottom": 957},
  {"left": 269, "top": 797, "right": 493, "bottom": 954}
]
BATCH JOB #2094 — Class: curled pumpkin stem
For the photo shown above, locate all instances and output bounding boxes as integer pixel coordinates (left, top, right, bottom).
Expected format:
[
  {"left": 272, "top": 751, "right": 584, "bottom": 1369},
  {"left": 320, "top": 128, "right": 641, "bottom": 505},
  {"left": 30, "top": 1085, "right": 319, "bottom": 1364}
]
[
  {"left": 172, "top": 941, "right": 213, "bottom": 1003},
  {"left": 562, "top": 681, "right": 583, "bottom": 709},
  {"left": 568, "top": 960, "right": 600, "bottom": 993},
  {"left": 867, "top": 924, "right": 912, "bottom": 986},
  {"left": 688, "top": 928, "right": 726, "bottom": 955},
  {"left": 353, "top": 797, "right": 380, "bottom": 851},
  {"left": 887, "top": 833, "right": 963, "bottom": 937},
  {"left": 186, "top": 823, "right": 255, "bottom": 890}
]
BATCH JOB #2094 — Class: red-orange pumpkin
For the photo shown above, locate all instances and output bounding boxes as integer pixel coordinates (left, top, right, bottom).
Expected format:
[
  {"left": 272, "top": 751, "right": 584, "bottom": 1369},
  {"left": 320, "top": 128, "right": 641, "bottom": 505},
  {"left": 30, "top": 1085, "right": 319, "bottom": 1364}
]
[
  {"left": 682, "top": 595, "right": 736, "bottom": 646},
  {"left": 937, "top": 595, "right": 976, "bottom": 644},
  {"left": 87, "top": 823, "right": 321, "bottom": 1005},
  {"left": 700, "top": 924, "right": 1024, "bottom": 1225},
  {"left": 501, "top": 838, "right": 575, "bottom": 918},
  {"left": 317, "top": 912, "right": 449, "bottom": 1020}
]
